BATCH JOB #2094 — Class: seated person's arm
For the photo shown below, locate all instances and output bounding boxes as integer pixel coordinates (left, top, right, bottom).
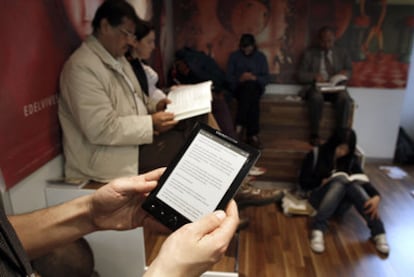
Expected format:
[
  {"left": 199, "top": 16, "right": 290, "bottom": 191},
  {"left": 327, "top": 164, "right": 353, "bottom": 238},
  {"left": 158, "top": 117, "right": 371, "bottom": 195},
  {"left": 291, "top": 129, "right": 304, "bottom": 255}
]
[{"left": 254, "top": 53, "right": 270, "bottom": 87}]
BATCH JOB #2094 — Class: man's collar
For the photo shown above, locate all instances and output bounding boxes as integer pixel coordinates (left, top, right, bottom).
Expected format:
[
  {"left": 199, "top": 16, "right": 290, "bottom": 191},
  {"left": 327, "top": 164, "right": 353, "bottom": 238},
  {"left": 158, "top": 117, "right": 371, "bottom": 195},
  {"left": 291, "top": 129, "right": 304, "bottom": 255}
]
[{"left": 85, "top": 35, "right": 124, "bottom": 72}]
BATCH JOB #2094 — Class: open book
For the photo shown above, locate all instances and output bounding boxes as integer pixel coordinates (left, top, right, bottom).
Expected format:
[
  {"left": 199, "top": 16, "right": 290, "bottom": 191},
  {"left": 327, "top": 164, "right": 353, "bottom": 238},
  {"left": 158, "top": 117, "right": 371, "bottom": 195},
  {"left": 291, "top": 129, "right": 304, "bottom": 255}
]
[
  {"left": 165, "top": 81, "right": 212, "bottom": 121},
  {"left": 281, "top": 191, "right": 316, "bottom": 216},
  {"left": 316, "top": 74, "right": 348, "bottom": 93},
  {"left": 329, "top": 171, "right": 369, "bottom": 183}
]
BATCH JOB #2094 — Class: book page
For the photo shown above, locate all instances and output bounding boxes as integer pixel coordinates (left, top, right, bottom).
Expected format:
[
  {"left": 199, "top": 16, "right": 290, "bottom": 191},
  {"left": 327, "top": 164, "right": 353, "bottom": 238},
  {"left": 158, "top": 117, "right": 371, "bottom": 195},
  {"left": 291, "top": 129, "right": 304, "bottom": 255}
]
[
  {"left": 330, "top": 171, "right": 369, "bottom": 182},
  {"left": 166, "top": 81, "right": 212, "bottom": 121},
  {"left": 329, "top": 74, "right": 348, "bottom": 86},
  {"left": 316, "top": 74, "right": 348, "bottom": 92}
]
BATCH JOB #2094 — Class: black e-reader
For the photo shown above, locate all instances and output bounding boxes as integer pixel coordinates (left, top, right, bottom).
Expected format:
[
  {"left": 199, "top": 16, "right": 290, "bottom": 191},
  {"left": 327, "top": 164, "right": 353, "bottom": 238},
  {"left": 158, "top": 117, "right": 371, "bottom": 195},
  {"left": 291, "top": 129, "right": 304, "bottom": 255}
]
[{"left": 142, "top": 122, "right": 260, "bottom": 230}]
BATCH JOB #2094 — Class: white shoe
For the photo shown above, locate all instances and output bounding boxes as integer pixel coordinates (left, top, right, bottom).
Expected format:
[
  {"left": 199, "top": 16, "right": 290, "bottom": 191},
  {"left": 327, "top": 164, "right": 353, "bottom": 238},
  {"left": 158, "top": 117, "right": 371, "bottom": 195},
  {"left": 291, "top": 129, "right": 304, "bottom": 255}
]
[
  {"left": 373, "top": 234, "right": 390, "bottom": 254},
  {"left": 310, "top": 230, "right": 325, "bottom": 253}
]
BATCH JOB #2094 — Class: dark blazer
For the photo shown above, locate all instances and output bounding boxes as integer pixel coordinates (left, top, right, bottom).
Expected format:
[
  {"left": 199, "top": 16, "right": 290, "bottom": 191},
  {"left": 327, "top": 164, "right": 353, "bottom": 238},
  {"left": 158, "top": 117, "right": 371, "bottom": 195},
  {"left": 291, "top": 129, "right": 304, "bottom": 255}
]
[
  {"left": 0, "top": 209, "right": 33, "bottom": 276},
  {"left": 297, "top": 45, "right": 352, "bottom": 97}
]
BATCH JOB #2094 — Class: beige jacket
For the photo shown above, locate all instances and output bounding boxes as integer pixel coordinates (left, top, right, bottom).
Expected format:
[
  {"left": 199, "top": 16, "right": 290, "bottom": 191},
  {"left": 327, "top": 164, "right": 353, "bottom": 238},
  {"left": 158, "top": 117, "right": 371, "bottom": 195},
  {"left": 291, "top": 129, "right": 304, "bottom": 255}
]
[{"left": 59, "top": 36, "right": 158, "bottom": 182}]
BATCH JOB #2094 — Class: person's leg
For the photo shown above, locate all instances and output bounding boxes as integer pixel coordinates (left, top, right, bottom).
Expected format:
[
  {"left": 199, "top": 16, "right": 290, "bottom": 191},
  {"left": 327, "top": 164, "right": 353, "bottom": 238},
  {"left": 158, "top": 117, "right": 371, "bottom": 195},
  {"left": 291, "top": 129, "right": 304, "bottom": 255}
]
[
  {"left": 333, "top": 90, "right": 353, "bottom": 131},
  {"left": 244, "top": 81, "right": 263, "bottom": 138},
  {"left": 345, "top": 182, "right": 389, "bottom": 254},
  {"left": 310, "top": 179, "right": 347, "bottom": 232},
  {"left": 306, "top": 88, "right": 324, "bottom": 145},
  {"left": 344, "top": 183, "right": 385, "bottom": 236},
  {"left": 234, "top": 83, "right": 250, "bottom": 129},
  {"left": 212, "top": 92, "right": 237, "bottom": 138},
  {"left": 309, "top": 179, "right": 347, "bottom": 253}
]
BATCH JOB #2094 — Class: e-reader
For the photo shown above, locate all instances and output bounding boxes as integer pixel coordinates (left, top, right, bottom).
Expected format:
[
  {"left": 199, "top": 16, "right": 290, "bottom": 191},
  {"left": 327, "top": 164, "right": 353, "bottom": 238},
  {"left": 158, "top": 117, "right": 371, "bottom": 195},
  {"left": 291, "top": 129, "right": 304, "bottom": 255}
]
[{"left": 142, "top": 122, "right": 260, "bottom": 230}]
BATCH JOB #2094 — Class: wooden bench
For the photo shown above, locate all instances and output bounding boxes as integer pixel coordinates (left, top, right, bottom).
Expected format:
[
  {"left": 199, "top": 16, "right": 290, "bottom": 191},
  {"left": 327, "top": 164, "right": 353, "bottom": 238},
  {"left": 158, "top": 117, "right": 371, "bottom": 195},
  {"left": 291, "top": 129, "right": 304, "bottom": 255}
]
[{"left": 254, "top": 94, "right": 354, "bottom": 183}]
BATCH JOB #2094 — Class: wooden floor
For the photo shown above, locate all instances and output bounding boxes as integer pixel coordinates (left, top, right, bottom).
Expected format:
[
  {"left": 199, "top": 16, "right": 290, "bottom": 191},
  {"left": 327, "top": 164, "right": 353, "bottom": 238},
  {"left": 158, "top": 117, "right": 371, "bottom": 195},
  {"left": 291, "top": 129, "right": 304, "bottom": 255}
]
[{"left": 145, "top": 163, "right": 414, "bottom": 277}]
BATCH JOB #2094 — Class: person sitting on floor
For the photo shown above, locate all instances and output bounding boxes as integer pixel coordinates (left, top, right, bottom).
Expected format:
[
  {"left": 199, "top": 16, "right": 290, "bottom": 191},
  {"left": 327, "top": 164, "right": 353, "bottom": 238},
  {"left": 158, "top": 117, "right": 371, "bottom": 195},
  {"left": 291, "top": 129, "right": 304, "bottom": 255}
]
[{"left": 299, "top": 128, "right": 390, "bottom": 254}]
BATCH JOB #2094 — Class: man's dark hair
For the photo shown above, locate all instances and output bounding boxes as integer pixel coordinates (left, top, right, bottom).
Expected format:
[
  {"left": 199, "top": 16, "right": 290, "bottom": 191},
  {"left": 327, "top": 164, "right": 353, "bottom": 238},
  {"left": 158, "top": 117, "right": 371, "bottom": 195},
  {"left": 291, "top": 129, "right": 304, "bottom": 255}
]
[
  {"left": 92, "top": 0, "right": 138, "bottom": 32},
  {"left": 239, "top": 33, "right": 256, "bottom": 49},
  {"left": 318, "top": 25, "right": 336, "bottom": 38},
  {"left": 135, "top": 19, "right": 155, "bottom": 41}
]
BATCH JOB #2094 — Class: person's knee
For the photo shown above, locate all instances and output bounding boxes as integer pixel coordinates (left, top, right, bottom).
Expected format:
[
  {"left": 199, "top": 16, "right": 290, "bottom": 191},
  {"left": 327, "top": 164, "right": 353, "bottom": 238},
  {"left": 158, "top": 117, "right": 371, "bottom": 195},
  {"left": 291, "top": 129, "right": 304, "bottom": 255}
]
[
  {"left": 326, "top": 179, "right": 347, "bottom": 193},
  {"left": 335, "top": 91, "right": 352, "bottom": 105},
  {"left": 307, "top": 92, "right": 323, "bottom": 106},
  {"left": 32, "top": 238, "right": 95, "bottom": 277}
]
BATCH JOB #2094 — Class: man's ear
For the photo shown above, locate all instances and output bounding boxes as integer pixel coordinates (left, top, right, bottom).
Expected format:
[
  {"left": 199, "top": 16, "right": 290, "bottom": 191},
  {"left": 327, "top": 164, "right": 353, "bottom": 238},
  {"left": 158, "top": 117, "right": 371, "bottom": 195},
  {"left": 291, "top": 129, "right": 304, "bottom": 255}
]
[{"left": 99, "top": 18, "right": 111, "bottom": 35}]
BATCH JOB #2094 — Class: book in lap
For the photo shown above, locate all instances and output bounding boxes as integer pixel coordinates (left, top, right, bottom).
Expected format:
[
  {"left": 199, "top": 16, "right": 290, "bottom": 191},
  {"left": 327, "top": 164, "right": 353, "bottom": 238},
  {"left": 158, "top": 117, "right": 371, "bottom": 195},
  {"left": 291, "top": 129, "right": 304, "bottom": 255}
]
[
  {"left": 316, "top": 74, "right": 348, "bottom": 93},
  {"left": 166, "top": 81, "right": 212, "bottom": 121},
  {"left": 329, "top": 171, "right": 369, "bottom": 183}
]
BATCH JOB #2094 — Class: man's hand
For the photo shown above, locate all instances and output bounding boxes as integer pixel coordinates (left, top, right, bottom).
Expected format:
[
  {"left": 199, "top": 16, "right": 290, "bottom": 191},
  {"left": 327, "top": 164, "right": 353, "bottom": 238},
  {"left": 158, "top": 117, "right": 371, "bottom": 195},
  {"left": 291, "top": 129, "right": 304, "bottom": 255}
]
[
  {"left": 89, "top": 168, "right": 168, "bottom": 231},
  {"left": 156, "top": 98, "right": 171, "bottom": 111},
  {"left": 364, "top": 195, "right": 381, "bottom": 220},
  {"left": 315, "top": 74, "right": 326, "bottom": 82},
  {"left": 145, "top": 200, "right": 239, "bottom": 277},
  {"left": 151, "top": 111, "right": 178, "bottom": 134},
  {"left": 239, "top": 72, "right": 257, "bottom": 82}
]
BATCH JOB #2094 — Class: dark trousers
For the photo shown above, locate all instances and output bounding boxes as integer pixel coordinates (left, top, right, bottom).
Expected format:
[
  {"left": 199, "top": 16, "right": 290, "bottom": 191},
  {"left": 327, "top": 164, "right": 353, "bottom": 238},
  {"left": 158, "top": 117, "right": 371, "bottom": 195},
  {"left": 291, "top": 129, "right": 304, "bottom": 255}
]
[
  {"left": 234, "top": 81, "right": 263, "bottom": 137},
  {"left": 139, "top": 114, "right": 207, "bottom": 173},
  {"left": 212, "top": 92, "right": 237, "bottom": 139},
  {"left": 306, "top": 88, "right": 353, "bottom": 136}
]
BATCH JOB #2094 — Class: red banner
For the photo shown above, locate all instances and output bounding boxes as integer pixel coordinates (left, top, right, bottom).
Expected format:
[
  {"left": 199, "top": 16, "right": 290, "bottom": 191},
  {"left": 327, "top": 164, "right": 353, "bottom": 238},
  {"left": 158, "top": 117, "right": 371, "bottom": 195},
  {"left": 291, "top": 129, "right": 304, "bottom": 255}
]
[{"left": 0, "top": 1, "right": 82, "bottom": 188}]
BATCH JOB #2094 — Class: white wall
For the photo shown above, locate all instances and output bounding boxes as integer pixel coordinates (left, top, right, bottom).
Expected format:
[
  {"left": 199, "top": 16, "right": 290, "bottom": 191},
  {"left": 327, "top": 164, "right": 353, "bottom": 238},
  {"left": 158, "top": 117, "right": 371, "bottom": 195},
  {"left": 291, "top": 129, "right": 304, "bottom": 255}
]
[
  {"left": 1, "top": 156, "right": 63, "bottom": 214},
  {"left": 349, "top": 88, "right": 405, "bottom": 159}
]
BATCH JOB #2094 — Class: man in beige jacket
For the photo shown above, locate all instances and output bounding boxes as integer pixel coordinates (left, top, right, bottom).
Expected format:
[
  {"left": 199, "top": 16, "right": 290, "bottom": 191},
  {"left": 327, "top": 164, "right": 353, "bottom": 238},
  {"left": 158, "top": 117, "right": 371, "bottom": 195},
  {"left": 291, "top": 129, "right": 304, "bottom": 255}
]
[{"left": 59, "top": 1, "right": 187, "bottom": 183}]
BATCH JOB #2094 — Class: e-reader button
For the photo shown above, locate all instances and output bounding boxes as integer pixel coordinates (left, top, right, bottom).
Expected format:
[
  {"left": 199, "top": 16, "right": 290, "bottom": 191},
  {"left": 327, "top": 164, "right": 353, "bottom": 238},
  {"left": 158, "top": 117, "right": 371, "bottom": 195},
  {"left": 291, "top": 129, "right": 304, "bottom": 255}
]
[{"left": 167, "top": 215, "right": 178, "bottom": 227}]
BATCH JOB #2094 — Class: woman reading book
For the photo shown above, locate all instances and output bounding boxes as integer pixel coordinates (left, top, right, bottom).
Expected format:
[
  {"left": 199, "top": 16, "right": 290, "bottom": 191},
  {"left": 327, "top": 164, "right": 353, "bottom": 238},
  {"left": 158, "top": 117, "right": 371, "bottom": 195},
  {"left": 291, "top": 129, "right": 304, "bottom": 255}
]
[
  {"left": 299, "top": 129, "right": 389, "bottom": 255},
  {"left": 126, "top": 19, "right": 220, "bottom": 173}
]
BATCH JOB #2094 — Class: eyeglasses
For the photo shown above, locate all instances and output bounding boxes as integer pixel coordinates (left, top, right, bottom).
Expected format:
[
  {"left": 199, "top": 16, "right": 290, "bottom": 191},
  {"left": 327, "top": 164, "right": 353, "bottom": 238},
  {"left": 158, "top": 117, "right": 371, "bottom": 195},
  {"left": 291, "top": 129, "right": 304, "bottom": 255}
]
[{"left": 117, "top": 27, "right": 136, "bottom": 40}]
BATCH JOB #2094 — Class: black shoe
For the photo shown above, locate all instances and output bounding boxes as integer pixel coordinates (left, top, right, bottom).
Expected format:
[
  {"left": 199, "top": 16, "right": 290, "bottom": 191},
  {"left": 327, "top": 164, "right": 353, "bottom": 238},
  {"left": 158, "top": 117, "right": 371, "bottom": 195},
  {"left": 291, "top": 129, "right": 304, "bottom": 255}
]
[{"left": 246, "top": 135, "right": 263, "bottom": 149}]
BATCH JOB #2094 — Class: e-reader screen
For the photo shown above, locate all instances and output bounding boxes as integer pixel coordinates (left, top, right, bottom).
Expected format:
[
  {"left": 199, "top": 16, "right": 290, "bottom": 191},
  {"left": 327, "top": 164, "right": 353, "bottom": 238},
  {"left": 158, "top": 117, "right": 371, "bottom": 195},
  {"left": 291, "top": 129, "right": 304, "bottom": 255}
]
[{"left": 142, "top": 123, "right": 260, "bottom": 230}]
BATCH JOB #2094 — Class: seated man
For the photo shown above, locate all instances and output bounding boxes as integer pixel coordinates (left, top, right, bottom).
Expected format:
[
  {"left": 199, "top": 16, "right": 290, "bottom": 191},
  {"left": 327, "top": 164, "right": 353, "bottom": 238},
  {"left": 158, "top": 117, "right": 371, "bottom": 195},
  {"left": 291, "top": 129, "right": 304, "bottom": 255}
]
[
  {"left": 226, "top": 34, "right": 270, "bottom": 149},
  {"left": 298, "top": 26, "right": 353, "bottom": 146},
  {"left": 58, "top": 1, "right": 207, "bottom": 182}
]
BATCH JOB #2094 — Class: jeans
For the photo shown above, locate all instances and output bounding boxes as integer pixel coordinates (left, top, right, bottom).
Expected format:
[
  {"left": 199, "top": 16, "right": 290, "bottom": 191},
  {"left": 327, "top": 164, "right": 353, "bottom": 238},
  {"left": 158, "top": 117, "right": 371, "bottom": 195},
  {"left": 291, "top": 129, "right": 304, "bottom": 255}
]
[
  {"left": 310, "top": 177, "right": 386, "bottom": 236},
  {"left": 310, "top": 178, "right": 347, "bottom": 232},
  {"left": 343, "top": 182, "right": 386, "bottom": 236}
]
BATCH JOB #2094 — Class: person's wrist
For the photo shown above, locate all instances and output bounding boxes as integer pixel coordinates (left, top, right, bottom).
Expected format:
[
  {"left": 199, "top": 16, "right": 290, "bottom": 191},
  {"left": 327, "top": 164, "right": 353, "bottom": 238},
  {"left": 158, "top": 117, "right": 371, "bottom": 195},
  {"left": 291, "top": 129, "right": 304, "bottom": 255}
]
[
  {"left": 144, "top": 257, "right": 184, "bottom": 277},
  {"left": 80, "top": 195, "right": 101, "bottom": 233}
]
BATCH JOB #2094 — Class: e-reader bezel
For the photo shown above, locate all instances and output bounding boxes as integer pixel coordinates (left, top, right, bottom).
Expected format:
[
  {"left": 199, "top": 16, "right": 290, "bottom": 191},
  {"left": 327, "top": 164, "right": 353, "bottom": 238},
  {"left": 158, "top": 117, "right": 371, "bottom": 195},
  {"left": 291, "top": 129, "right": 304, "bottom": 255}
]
[{"left": 142, "top": 122, "right": 260, "bottom": 231}]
